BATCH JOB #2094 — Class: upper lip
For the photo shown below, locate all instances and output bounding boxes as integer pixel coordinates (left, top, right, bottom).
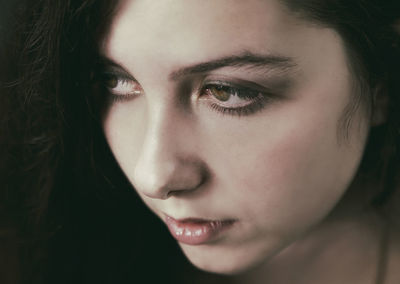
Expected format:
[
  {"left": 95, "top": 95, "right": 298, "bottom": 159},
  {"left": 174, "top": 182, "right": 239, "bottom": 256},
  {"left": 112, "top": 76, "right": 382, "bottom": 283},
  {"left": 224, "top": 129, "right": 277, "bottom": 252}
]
[{"left": 164, "top": 213, "right": 235, "bottom": 224}]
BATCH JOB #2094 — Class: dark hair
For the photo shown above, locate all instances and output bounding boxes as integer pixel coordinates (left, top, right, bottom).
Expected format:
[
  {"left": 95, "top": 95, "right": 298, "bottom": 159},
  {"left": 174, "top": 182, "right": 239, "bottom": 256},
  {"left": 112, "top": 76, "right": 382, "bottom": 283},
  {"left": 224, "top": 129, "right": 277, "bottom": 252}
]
[
  {"left": 281, "top": 0, "right": 400, "bottom": 209},
  {"left": 1, "top": 0, "right": 399, "bottom": 283},
  {"left": 1, "top": 1, "right": 189, "bottom": 283}
]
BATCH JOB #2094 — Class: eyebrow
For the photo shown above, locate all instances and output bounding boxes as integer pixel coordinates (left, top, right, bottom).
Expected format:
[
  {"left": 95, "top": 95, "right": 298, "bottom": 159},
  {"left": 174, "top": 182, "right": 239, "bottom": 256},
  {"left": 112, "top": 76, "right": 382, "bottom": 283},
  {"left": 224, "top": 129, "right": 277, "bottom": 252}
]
[
  {"left": 169, "top": 51, "right": 297, "bottom": 81},
  {"left": 99, "top": 50, "right": 297, "bottom": 81}
]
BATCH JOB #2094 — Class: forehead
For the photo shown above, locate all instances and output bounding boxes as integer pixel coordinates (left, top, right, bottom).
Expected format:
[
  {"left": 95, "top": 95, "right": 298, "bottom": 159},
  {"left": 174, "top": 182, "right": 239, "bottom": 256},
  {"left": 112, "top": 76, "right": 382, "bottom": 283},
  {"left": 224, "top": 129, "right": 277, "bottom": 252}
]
[
  {"left": 103, "top": 0, "right": 313, "bottom": 61},
  {"left": 108, "top": 0, "right": 292, "bottom": 34},
  {"left": 102, "top": 0, "right": 349, "bottom": 93}
]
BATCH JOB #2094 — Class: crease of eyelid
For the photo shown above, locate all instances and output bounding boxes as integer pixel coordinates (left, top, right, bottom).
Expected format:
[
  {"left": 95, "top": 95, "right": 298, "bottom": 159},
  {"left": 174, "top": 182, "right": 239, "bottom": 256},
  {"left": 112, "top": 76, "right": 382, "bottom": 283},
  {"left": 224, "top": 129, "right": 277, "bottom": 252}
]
[{"left": 201, "top": 77, "right": 294, "bottom": 98}]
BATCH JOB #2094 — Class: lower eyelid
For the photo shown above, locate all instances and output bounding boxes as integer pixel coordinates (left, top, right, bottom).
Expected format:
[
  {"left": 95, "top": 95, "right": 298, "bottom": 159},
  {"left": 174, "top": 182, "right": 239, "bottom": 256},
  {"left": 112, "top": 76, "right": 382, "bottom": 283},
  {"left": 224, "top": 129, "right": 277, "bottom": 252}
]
[
  {"left": 209, "top": 99, "right": 267, "bottom": 116},
  {"left": 204, "top": 93, "right": 270, "bottom": 117}
]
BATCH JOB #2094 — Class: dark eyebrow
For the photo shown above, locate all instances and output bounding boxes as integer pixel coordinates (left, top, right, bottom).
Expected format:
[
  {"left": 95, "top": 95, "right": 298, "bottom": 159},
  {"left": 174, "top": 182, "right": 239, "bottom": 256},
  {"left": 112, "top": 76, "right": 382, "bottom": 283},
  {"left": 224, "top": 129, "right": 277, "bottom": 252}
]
[
  {"left": 169, "top": 51, "right": 297, "bottom": 81},
  {"left": 98, "top": 51, "right": 297, "bottom": 81}
]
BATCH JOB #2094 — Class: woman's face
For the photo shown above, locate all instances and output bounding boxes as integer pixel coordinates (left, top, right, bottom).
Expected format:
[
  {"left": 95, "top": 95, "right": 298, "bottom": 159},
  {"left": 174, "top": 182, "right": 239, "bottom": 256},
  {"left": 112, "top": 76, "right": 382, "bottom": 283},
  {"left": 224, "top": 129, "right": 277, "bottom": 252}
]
[{"left": 102, "top": 0, "right": 370, "bottom": 274}]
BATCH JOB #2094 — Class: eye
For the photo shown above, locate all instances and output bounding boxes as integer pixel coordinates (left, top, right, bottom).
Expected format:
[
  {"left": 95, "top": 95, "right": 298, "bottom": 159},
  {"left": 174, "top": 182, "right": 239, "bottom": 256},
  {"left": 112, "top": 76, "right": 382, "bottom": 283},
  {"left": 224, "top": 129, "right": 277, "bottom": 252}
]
[
  {"left": 103, "top": 73, "right": 143, "bottom": 102},
  {"left": 204, "top": 85, "right": 261, "bottom": 106},
  {"left": 199, "top": 82, "right": 271, "bottom": 116}
]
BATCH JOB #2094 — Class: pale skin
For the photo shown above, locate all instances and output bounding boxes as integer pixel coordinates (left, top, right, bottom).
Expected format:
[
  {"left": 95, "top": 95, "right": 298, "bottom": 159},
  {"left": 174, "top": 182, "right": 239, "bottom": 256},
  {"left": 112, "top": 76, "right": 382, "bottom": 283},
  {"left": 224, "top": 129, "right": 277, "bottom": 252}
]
[{"left": 101, "top": 0, "right": 400, "bottom": 283}]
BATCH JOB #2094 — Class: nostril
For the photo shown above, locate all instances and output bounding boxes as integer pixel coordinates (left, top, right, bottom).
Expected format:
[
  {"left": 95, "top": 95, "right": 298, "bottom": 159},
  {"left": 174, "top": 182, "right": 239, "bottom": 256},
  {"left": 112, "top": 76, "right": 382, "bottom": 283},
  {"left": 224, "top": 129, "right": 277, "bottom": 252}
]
[
  {"left": 166, "top": 172, "right": 208, "bottom": 198},
  {"left": 166, "top": 187, "right": 198, "bottom": 198}
]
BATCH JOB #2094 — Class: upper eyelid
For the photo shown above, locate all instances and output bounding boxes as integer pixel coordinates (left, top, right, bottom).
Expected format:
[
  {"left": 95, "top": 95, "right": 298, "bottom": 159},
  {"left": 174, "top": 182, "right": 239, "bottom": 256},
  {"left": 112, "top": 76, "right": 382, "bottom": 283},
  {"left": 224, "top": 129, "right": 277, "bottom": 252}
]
[
  {"left": 102, "top": 66, "right": 136, "bottom": 81},
  {"left": 202, "top": 79, "right": 268, "bottom": 92},
  {"left": 201, "top": 78, "right": 287, "bottom": 97},
  {"left": 97, "top": 57, "right": 137, "bottom": 81},
  {"left": 200, "top": 83, "right": 264, "bottom": 99}
]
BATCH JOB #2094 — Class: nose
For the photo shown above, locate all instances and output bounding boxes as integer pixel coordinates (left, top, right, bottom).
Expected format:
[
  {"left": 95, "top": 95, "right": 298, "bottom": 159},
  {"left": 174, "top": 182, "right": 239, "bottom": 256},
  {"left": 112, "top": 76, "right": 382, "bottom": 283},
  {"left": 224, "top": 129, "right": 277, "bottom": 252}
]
[{"left": 133, "top": 103, "right": 206, "bottom": 200}]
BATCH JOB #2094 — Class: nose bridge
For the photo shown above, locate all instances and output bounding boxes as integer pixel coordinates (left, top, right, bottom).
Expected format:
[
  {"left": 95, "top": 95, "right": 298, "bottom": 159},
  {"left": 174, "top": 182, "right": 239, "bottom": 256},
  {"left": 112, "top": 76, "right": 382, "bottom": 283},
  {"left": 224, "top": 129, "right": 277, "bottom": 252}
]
[
  {"left": 134, "top": 98, "right": 203, "bottom": 199},
  {"left": 143, "top": 101, "right": 180, "bottom": 168}
]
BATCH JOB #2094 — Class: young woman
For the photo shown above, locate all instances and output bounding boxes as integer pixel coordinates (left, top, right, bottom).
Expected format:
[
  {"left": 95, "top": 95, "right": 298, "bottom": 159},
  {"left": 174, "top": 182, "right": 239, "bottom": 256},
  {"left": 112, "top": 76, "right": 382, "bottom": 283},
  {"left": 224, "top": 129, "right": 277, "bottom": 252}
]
[{"left": 1, "top": 0, "right": 400, "bottom": 283}]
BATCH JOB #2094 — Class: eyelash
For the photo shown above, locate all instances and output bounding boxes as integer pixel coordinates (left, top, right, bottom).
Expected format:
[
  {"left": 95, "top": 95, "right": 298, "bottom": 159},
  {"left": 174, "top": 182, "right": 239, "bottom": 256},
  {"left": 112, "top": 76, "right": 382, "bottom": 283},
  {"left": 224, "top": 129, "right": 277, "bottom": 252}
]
[
  {"left": 101, "top": 73, "right": 272, "bottom": 116},
  {"left": 198, "top": 83, "right": 270, "bottom": 116},
  {"left": 101, "top": 72, "right": 141, "bottom": 103}
]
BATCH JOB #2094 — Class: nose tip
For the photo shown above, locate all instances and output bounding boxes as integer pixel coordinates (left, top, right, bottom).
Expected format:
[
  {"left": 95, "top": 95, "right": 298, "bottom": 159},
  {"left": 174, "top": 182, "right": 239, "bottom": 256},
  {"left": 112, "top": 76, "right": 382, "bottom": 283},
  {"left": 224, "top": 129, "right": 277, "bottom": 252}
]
[
  {"left": 134, "top": 157, "right": 206, "bottom": 200},
  {"left": 132, "top": 100, "right": 206, "bottom": 200}
]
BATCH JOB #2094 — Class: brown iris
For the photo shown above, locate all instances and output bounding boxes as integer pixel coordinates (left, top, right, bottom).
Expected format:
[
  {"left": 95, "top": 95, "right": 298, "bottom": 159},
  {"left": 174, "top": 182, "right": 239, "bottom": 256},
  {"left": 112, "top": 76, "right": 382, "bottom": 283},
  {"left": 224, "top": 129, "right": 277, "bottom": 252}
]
[
  {"left": 105, "top": 75, "right": 118, "bottom": 88},
  {"left": 209, "top": 85, "right": 231, "bottom": 102}
]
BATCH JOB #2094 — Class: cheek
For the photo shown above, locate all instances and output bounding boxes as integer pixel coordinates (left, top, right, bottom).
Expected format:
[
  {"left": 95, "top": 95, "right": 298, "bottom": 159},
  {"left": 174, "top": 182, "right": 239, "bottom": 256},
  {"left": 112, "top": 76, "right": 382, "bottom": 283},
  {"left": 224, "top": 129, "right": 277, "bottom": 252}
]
[{"left": 205, "top": 99, "right": 367, "bottom": 235}]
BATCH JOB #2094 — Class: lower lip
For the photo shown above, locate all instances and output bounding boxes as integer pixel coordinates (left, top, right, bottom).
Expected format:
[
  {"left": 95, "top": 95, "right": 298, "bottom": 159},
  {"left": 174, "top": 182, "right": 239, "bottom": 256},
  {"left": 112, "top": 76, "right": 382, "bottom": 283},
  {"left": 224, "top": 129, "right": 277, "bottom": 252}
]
[{"left": 165, "top": 216, "right": 235, "bottom": 245}]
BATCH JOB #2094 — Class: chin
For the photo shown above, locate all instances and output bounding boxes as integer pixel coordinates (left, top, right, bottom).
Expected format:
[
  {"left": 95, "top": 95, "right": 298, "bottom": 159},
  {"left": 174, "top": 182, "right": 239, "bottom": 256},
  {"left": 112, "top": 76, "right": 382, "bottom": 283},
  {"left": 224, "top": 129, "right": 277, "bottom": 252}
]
[{"left": 179, "top": 242, "right": 274, "bottom": 275}]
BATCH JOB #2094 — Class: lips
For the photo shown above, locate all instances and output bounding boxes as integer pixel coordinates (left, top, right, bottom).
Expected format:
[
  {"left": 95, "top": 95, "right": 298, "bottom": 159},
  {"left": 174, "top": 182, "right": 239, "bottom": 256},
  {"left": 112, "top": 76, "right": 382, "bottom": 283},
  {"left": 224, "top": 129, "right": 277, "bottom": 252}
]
[{"left": 164, "top": 215, "right": 235, "bottom": 245}]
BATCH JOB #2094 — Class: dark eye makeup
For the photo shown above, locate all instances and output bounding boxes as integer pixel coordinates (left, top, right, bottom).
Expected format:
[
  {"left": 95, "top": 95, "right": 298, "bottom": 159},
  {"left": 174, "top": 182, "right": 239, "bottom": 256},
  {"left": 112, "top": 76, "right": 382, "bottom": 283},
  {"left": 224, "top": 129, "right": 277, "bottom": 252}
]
[
  {"left": 198, "top": 81, "right": 276, "bottom": 116},
  {"left": 98, "top": 65, "right": 282, "bottom": 116},
  {"left": 100, "top": 69, "right": 143, "bottom": 102}
]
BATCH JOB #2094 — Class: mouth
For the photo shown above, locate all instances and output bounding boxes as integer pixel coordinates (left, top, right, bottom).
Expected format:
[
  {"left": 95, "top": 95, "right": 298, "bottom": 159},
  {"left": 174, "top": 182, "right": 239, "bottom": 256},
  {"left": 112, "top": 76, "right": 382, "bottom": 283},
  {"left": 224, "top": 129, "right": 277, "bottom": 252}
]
[{"left": 164, "top": 214, "right": 236, "bottom": 245}]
